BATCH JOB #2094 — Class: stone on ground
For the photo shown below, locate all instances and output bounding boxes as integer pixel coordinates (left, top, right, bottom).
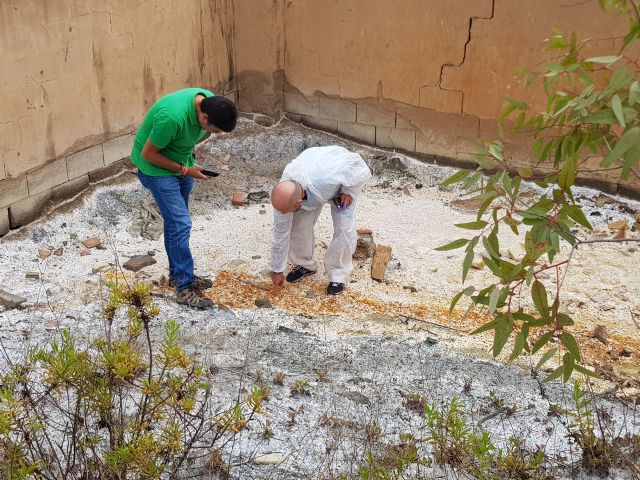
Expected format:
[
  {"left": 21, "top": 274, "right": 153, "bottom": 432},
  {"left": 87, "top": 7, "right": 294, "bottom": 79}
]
[
  {"left": 253, "top": 453, "right": 285, "bottom": 465},
  {"left": 0, "top": 289, "right": 27, "bottom": 309},
  {"left": 123, "top": 255, "right": 157, "bottom": 272}
]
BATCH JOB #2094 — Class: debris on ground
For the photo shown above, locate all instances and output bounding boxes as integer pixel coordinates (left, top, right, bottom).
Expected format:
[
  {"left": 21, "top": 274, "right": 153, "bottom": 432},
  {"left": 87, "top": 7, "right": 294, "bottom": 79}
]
[
  {"left": 123, "top": 254, "right": 157, "bottom": 272},
  {"left": 82, "top": 236, "right": 102, "bottom": 248},
  {"left": 0, "top": 289, "right": 27, "bottom": 309},
  {"left": 232, "top": 191, "right": 246, "bottom": 206},
  {"left": 371, "top": 244, "right": 392, "bottom": 280}
]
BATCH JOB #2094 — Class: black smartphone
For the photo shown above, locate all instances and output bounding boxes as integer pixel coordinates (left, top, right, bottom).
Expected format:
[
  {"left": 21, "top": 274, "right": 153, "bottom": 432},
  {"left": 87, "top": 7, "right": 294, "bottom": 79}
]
[{"left": 200, "top": 168, "right": 220, "bottom": 177}]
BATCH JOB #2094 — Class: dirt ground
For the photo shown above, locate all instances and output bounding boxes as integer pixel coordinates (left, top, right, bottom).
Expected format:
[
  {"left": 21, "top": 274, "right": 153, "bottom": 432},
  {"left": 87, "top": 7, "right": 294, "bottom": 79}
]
[{"left": 0, "top": 118, "right": 639, "bottom": 478}]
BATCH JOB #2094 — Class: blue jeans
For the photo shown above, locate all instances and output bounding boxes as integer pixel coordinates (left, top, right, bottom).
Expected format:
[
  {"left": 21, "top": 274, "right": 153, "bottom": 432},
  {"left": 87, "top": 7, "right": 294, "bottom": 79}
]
[{"left": 137, "top": 171, "right": 195, "bottom": 292}]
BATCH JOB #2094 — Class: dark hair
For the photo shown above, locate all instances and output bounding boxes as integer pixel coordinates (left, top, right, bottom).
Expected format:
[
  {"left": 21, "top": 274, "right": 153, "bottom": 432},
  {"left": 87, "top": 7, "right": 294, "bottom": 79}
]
[{"left": 201, "top": 96, "right": 238, "bottom": 132}]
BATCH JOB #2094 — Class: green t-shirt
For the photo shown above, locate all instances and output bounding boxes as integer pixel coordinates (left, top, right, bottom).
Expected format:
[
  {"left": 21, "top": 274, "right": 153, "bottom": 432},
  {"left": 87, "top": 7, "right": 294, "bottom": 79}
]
[{"left": 131, "top": 88, "right": 214, "bottom": 176}]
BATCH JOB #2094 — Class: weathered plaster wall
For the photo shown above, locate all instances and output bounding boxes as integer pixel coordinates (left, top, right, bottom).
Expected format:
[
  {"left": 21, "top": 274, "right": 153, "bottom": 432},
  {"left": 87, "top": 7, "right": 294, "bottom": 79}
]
[
  {"left": 0, "top": 0, "right": 236, "bottom": 234},
  {"left": 276, "top": 0, "right": 638, "bottom": 196}
]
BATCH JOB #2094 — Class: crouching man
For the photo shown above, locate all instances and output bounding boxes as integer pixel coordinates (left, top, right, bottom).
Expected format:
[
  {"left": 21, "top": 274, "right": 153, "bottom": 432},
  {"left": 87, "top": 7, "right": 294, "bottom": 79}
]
[{"left": 270, "top": 146, "right": 372, "bottom": 295}]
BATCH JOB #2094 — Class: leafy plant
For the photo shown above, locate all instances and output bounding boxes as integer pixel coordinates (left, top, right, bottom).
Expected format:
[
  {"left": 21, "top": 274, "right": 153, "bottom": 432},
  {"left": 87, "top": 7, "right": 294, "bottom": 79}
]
[
  {"left": 439, "top": 1, "right": 640, "bottom": 381},
  {"left": 0, "top": 282, "right": 262, "bottom": 479}
]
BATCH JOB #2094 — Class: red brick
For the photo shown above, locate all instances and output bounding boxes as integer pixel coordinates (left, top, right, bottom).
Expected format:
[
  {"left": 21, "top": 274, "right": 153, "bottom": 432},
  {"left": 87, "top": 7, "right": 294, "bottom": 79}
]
[
  {"left": 357, "top": 228, "right": 372, "bottom": 235},
  {"left": 232, "top": 192, "right": 246, "bottom": 206}
]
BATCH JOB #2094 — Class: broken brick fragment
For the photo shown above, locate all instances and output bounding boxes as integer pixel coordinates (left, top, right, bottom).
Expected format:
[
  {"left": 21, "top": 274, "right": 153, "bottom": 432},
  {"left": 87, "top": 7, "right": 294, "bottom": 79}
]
[
  {"left": 357, "top": 228, "right": 372, "bottom": 235},
  {"left": 231, "top": 192, "right": 246, "bottom": 207},
  {"left": 82, "top": 236, "right": 102, "bottom": 248}
]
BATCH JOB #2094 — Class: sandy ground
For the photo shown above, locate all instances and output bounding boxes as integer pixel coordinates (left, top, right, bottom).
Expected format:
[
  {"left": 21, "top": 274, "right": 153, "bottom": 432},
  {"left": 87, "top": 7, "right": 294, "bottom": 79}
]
[{"left": 0, "top": 118, "right": 639, "bottom": 478}]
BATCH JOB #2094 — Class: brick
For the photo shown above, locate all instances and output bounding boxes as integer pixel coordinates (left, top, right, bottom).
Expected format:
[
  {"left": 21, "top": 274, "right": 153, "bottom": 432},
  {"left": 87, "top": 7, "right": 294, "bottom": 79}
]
[
  {"left": 357, "top": 104, "right": 396, "bottom": 127},
  {"left": 0, "top": 207, "right": 9, "bottom": 236},
  {"left": 26, "top": 158, "right": 68, "bottom": 196},
  {"left": 0, "top": 175, "right": 28, "bottom": 208},
  {"left": 52, "top": 175, "right": 90, "bottom": 202},
  {"left": 283, "top": 112, "right": 302, "bottom": 123},
  {"left": 337, "top": 122, "right": 376, "bottom": 145},
  {"left": 301, "top": 116, "right": 338, "bottom": 133},
  {"left": 371, "top": 244, "right": 392, "bottom": 281},
  {"left": 284, "top": 92, "right": 319, "bottom": 116},
  {"left": 319, "top": 97, "right": 356, "bottom": 122},
  {"left": 231, "top": 191, "right": 246, "bottom": 206},
  {"left": 103, "top": 134, "right": 134, "bottom": 165},
  {"left": 88, "top": 158, "right": 134, "bottom": 183},
  {"left": 66, "top": 145, "right": 104, "bottom": 180},
  {"left": 8, "top": 189, "right": 52, "bottom": 228},
  {"left": 82, "top": 236, "right": 102, "bottom": 248},
  {"left": 376, "top": 127, "right": 416, "bottom": 152}
]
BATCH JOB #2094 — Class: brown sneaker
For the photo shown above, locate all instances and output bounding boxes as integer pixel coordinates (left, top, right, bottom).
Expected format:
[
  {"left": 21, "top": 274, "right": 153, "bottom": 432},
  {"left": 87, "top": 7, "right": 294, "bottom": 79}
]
[
  {"left": 168, "top": 274, "right": 213, "bottom": 290},
  {"left": 176, "top": 286, "right": 215, "bottom": 309}
]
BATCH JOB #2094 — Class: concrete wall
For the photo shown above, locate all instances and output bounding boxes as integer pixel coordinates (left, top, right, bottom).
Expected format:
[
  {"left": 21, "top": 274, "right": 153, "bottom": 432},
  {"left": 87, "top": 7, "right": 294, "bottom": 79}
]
[
  {"left": 1, "top": 1, "right": 637, "bottom": 236},
  {"left": 244, "top": 0, "right": 637, "bottom": 196},
  {"left": 0, "top": 0, "right": 237, "bottom": 235}
]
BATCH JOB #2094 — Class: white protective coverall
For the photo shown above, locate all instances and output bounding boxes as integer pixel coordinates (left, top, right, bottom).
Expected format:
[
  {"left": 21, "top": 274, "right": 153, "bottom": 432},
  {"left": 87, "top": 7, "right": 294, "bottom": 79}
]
[{"left": 270, "top": 146, "right": 372, "bottom": 283}]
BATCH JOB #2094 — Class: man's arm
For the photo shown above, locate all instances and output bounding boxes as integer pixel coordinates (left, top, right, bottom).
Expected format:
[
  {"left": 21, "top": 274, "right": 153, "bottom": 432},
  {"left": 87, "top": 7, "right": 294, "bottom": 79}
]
[
  {"left": 142, "top": 140, "right": 208, "bottom": 179},
  {"left": 270, "top": 211, "right": 293, "bottom": 286}
]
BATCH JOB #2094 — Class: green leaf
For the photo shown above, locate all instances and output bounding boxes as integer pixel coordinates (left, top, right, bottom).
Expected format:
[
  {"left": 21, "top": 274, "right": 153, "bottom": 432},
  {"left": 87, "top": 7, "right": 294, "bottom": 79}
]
[
  {"left": 622, "top": 144, "right": 640, "bottom": 180},
  {"left": 488, "top": 143, "right": 504, "bottom": 161},
  {"left": 573, "top": 364, "right": 600, "bottom": 379},
  {"left": 435, "top": 238, "right": 469, "bottom": 251},
  {"left": 505, "top": 97, "right": 527, "bottom": 110},
  {"left": 492, "top": 313, "right": 514, "bottom": 357},
  {"left": 509, "top": 331, "right": 527, "bottom": 361},
  {"left": 516, "top": 167, "right": 533, "bottom": 178},
  {"left": 531, "top": 281, "right": 549, "bottom": 320},
  {"left": 449, "top": 286, "right": 475, "bottom": 312},
  {"left": 543, "top": 365, "right": 564, "bottom": 383},
  {"left": 558, "top": 157, "right": 576, "bottom": 190},
  {"left": 567, "top": 206, "right": 592, "bottom": 229},
  {"left": 483, "top": 232, "right": 500, "bottom": 259},
  {"left": 562, "top": 353, "right": 575, "bottom": 382},
  {"left": 455, "top": 221, "right": 488, "bottom": 230},
  {"left": 536, "top": 348, "right": 558, "bottom": 369},
  {"left": 561, "top": 332, "right": 581, "bottom": 361},
  {"left": 556, "top": 313, "right": 574, "bottom": 327},
  {"left": 629, "top": 80, "right": 640, "bottom": 105},
  {"left": 474, "top": 153, "right": 498, "bottom": 170},
  {"left": 545, "top": 63, "right": 564, "bottom": 77},
  {"left": 531, "top": 331, "right": 554, "bottom": 354},
  {"left": 584, "top": 108, "right": 619, "bottom": 125},
  {"left": 602, "top": 127, "right": 640, "bottom": 167},
  {"left": 585, "top": 55, "right": 620, "bottom": 65},
  {"left": 612, "top": 94, "right": 625, "bottom": 128},
  {"left": 440, "top": 169, "right": 470, "bottom": 187},
  {"left": 470, "top": 317, "right": 501, "bottom": 335},
  {"left": 462, "top": 245, "right": 475, "bottom": 283},
  {"left": 488, "top": 286, "right": 501, "bottom": 314}
]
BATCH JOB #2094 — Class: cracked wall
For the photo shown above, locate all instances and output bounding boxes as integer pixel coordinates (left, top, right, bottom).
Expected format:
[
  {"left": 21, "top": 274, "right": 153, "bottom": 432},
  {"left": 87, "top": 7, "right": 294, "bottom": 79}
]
[
  {"left": 0, "top": 0, "right": 237, "bottom": 235},
  {"left": 274, "top": 0, "right": 639, "bottom": 196}
]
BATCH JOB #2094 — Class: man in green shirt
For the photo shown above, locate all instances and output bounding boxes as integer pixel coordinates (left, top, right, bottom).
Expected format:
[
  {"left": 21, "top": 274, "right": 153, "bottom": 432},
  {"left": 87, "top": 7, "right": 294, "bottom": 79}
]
[{"left": 131, "top": 88, "right": 237, "bottom": 309}]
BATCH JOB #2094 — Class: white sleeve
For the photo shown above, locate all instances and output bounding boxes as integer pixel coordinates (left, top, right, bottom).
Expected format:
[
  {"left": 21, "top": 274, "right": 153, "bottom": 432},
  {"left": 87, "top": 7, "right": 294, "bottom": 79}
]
[
  {"left": 270, "top": 211, "right": 293, "bottom": 272},
  {"left": 340, "top": 182, "right": 365, "bottom": 199}
]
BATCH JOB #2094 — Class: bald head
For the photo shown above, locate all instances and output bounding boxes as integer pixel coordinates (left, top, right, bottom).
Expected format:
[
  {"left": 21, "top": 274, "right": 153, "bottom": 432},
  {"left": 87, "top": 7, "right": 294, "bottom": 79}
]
[{"left": 271, "top": 181, "right": 304, "bottom": 213}]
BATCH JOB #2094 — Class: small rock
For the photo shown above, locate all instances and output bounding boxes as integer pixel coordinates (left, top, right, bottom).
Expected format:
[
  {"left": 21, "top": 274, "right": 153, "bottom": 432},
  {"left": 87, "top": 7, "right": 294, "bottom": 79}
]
[
  {"left": 304, "top": 290, "right": 317, "bottom": 299},
  {"left": 343, "top": 391, "right": 371, "bottom": 405},
  {"left": 259, "top": 209, "right": 266, "bottom": 215},
  {"left": 403, "top": 285, "right": 418, "bottom": 293},
  {"left": 590, "top": 211, "right": 602, "bottom": 217},
  {"left": 38, "top": 249, "right": 51, "bottom": 259},
  {"left": 251, "top": 255, "right": 261, "bottom": 260},
  {"left": 255, "top": 298, "right": 272, "bottom": 309},
  {"left": 82, "top": 236, "right": 102, "bottom": 248},
  {"left": 424, "top": 337, "right": 438, "bottom": 346},
  {"left": 92, "top": 264, "right": 111, "bottom": 274},
  {"left": 354, "top": 232, "right": 376, "bottom": 260},
  {"left": 80, "top": 250, "right": 90, "bottom": 257},
  {"left": 147, "top": 250, "right": 156, "bottom": 256},
  {"left": 357, "top": 228, "right": 372, "bottom": 235},
  {"left": 25, "top": 272, "right": 40, "bottom": 280},
  {"left": 619, "top": 348, "right": 633, "bottom": 358},
  {"left": 595, "top": 194, "right": 616, "bottom": 208},
  {"left": 415, "top": 183, "right": 423, "bottom": 189},
  {"left": 403, "top": 186, "right": 412, "bottom": 196},
  {"left": 601, "top": 304, "right": 616, "bottom": 312},
  {"left": 254, "top": 453, "right": 285, "bottom": 465},
  {"left": 592, "top": 325, "right": 608, "bottom": 345},
  {"left": 122, "top": 255, "right": 157, "bottom": 272},
  {"left": 247, "top": 191, "right": 270, "bottom": 203},
  {"left": 54, "top": 247, "right": 63, "bottom": 256},
  {"left": 231, "top": 192, "right": 246, "bottom": 206},
  {"left": 430, "top": 267, "right": 438, "bottom": 273},
  {"left": 44, "top": 320, "right": 60, "bottom": 331},
  {"left": 471, "top": 260, "right": 485, "bottom": 270},
  {"left": 0, "top": 289, "right": 27, "bottom": 309}
]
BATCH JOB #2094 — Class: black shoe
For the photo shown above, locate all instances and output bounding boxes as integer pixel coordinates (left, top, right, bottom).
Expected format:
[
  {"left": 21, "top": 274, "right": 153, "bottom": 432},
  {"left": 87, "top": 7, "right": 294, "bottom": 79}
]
[
  {"left": 326, "top": 282, "right": 344, "bottom": 295},
  {"left": 286, "top": 266, "right": 316, "bottom": 283},
  {"left": 168, "top": 274, "right": 213, "bottom": 290}
]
